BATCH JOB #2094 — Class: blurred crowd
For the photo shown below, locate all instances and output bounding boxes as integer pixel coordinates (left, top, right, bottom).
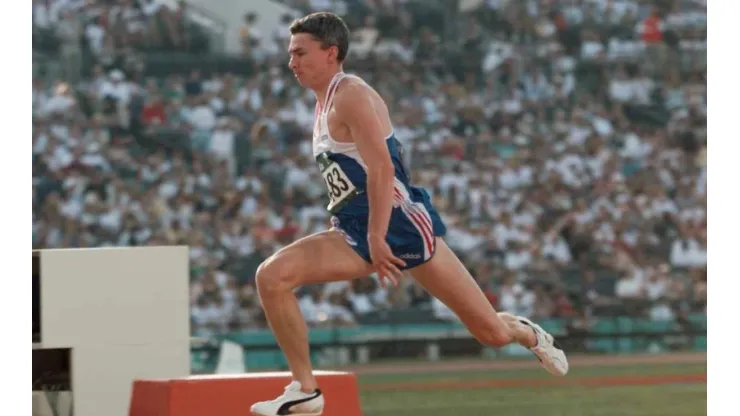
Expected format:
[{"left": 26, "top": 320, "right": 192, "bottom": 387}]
[
  {"left": 33, "top": 0, "right": 211, "bottom": 83},
  {"left": 32, "top": 0, "right": 707, "bottom": 336}
]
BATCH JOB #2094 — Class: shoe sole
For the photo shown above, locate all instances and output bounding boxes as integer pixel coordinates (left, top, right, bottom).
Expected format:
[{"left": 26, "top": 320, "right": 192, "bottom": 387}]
[
  {"left": 538, "top": 346, "right": 569, "bottom": 376},
  {"left": 251, "top": 409, "right": 323, "bottom": 416},
  {"left": 519, "top": 317, "right": 569, "bottom": 376}
]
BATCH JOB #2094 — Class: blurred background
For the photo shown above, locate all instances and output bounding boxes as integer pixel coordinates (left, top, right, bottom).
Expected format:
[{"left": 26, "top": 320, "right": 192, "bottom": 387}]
[{"left": 32, "top": 0, "right": 706, "bottom": 401}]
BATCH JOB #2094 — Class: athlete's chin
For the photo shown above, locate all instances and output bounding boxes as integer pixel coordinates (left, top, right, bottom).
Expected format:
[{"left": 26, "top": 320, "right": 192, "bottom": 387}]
[{"left": 293, "top": 73, "right": 309, "bottom": 86}]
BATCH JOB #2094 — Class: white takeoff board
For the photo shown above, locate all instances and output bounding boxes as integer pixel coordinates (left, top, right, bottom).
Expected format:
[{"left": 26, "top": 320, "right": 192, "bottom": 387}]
[{"left": 32, "top": 246, "right": 191, "bottom": 416}]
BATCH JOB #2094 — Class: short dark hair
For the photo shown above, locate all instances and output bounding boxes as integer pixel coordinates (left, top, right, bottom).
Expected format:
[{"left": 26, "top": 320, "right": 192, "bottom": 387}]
[{"left": 289, "top": 12, "right": 350, "bottom": 62}]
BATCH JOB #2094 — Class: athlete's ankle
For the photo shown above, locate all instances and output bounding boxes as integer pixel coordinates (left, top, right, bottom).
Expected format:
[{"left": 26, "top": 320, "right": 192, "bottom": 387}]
[
  {"left": 516, "top": 322, "right": 538, "bottom": 349},
  {"left": 296, "top": 380, "right": 318, "bottom": 394},
  {"left": 526, "top": 326, "right": 538, "bottom": 348}
]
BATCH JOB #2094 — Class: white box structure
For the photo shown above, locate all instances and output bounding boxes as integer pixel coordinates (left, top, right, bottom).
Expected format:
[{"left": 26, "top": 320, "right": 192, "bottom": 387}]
[{"left": 34, "top": 246, "right": 191, "bottom": 416}]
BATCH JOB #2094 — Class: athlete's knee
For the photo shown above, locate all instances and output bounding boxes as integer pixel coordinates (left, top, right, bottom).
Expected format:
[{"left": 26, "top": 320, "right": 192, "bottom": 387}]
[{"left": 255, "top": 254, "right": 301, "bottom": 298}]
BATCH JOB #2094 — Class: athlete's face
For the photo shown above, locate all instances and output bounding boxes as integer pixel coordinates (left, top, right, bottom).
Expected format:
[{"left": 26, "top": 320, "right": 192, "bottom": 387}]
[{"left": 288, "top": 33, "right": 337, "bottom": 87}]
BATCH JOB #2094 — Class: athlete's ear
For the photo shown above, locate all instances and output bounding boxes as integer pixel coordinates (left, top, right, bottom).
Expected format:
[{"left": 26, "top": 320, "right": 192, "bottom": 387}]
[{"left": 326, "top": 45, "right": 338, "bottom": 63}]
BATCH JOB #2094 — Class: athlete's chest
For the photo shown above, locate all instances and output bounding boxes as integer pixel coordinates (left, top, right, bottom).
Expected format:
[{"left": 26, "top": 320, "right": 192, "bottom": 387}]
[
  {"left": 313, "top": 108, "right": 350, "bottom": 143},
  {"left": 313, "top": 111, "right": 362, "bottom": 214},
  {"left": 315, "top": 150, "right": 361, "bottom": 214}
]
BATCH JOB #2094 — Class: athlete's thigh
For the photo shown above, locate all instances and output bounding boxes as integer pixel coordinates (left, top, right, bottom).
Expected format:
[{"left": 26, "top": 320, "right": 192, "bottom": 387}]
[
  {"left": 408, "top": 238, "right": 507, "bottom": 331},
  {"left": 264, "top": 229, "right": 375, "bottom": 287}
]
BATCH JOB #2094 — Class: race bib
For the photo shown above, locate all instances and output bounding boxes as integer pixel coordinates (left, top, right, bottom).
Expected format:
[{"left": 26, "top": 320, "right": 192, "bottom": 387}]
[{"left": 317, "top": 153, "right": 358, "bottom": 213}]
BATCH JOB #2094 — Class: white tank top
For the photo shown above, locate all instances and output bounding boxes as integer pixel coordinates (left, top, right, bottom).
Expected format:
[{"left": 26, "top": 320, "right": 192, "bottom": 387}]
[
  {"left": 310, "top": 71, "right": 406, "bottom": 215},
  {"left": 312, "top": 72, "right": 365, "bottom": 165}
]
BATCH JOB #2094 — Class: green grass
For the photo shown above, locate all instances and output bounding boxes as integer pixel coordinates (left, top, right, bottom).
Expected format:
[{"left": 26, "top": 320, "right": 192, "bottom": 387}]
[
  {"left": 358, "top": 363, "right": 706, "bottom": 416},
  {"left": 358, "top": 363, "right": 706, "bottom": 384}
]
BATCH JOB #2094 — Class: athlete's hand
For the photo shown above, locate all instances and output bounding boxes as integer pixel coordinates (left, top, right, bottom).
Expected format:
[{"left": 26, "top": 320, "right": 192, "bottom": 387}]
[{"left": 368, "top": 233, "right": 406, "bottom": 288}]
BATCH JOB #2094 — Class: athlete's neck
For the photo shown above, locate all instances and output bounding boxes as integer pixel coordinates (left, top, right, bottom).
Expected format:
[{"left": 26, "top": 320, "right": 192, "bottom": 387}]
[{"left": 313, "top": 68, "right": 344, "bottom": 109}]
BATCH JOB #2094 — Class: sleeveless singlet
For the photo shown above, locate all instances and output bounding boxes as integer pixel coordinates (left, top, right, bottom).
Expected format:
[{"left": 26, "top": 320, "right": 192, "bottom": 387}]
[{"left": 311, "top": 72, "right": 447, "bottom": 267}]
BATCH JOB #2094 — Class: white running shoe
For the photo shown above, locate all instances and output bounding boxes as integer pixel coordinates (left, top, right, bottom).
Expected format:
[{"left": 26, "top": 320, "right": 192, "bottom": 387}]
[
  {"left": 250, "top": 381, "right": 324, "bottom": 416},
  {"left": 518, "top": 316, "right": 569, "bottom": 376}
]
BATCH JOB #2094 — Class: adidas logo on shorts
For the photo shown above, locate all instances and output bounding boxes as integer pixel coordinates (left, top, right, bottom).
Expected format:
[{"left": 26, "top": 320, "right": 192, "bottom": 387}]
[{"left": 400, "top": 253, "right": 422, "bottom": 260}]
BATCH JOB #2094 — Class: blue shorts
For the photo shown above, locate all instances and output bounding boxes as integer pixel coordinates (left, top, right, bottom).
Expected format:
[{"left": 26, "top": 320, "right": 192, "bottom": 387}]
[{"left": 331, "top": 186, "right": 447, "bottom": 270}]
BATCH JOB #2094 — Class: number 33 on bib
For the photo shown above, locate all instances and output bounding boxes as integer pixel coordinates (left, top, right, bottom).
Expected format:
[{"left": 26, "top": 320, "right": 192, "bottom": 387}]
[{"left": 317, "top": 153, "right": 360, "bottom": 213}]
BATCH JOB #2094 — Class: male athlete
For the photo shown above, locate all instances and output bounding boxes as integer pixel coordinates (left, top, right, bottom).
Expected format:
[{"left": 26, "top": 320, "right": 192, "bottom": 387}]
[{"left": 250, "top": 12, "right": 568, "bottom": 416}]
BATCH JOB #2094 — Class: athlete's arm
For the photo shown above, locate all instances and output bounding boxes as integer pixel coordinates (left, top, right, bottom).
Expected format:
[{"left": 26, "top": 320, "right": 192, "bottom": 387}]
[{"left": 333, "top": 83, "right": 395, "bottom": 239}]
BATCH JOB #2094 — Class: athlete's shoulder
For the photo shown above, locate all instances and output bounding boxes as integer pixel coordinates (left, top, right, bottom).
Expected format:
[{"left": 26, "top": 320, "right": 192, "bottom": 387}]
[
  {"left": 332, "top": 75, "right": 390, "bottom": 143},
  {"left": 333, "top": 75, "right": 383, "bottom": 109},
  {"left": 335, "top": 75, "right": 370, "bottom": 97}
]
